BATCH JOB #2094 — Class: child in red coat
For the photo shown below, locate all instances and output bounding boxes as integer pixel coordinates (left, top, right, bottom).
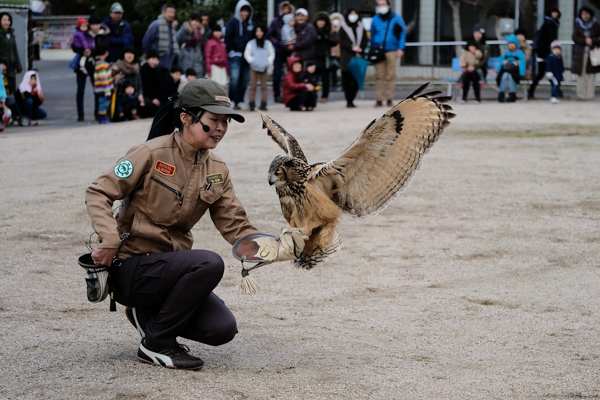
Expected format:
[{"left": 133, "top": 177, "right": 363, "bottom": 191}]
[
  {"left": 282, "top": 57, "right": 316, "bottom": 111},
  {"left": 204, "top": 26, "right": 229, "bottom": 86}
]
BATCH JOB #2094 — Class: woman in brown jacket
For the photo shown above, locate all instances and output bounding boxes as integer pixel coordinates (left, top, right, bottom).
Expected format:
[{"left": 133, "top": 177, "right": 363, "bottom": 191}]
[
  {"left": 571, "top": 6, "right": 600, "bottom": 99},
  {"left": 86, "top": 79, "right": 306, "bottom": 370}
]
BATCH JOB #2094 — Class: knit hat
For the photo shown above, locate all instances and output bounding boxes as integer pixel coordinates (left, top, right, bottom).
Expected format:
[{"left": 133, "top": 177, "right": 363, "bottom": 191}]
[
  {"left": 514, "top": 27, "right": 527, "bottom": 37},
  {"left": 76, "top": 16, "right": 87, "bottom": 30},
  {"left": 305, "top": 60, "right": 316, "bottom": 68},
  {"left": 88, "top": 14, "right": 102, "bottom": 25},
  {"left": 550, "top": 40, "right": 561, "bottom": 49},
  {"left": 506, "top": 34, "right": 520, "bottom": 47},
  {"left": 473, "top": 23, "right": 485, "bottom": 33}
]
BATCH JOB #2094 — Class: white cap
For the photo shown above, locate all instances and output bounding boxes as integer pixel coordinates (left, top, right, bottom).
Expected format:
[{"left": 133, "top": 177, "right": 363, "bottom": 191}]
[
  {"left": 295, "top": 8, "right": 308, "bottom": 16},
  {"left": 110, "top": 2, "right": 124, "bottom": 13}
]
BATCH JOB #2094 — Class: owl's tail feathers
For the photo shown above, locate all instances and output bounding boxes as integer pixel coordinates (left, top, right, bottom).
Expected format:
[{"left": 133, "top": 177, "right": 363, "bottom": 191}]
[{"left": 296, "top": 236, "right": 342, "bottom": 269}]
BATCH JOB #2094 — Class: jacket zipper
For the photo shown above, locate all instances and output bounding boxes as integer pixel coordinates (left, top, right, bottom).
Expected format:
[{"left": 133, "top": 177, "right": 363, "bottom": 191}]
[
  {"left": 194, "top": 150, "right": 202, "bottom": 165},
  {"left": 151, "top": 177, "right": 182, "bottom": 199}
]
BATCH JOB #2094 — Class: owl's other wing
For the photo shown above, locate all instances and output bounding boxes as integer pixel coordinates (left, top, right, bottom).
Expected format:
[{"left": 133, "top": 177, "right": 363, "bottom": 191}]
[
  {"left": 260, "top": 113, "right": 308, "bottom": 163},
  {"left": 309, "top": 83, "right": 455, "bottom": 218}
]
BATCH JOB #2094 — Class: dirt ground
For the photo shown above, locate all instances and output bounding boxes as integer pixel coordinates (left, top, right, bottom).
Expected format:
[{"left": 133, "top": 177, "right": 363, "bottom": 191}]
[{"left": 1, "top": 97, "right": 599, "bottom": 399}]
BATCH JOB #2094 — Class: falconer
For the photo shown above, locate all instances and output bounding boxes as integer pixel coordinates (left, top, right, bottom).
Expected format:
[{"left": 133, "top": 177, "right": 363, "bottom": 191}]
[{"left": 85, "top": 78, "right": 306, "bottom": 370}]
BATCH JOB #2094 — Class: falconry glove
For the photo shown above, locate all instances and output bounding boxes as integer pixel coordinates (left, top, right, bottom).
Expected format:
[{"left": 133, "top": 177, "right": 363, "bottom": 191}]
[{"left": 251, "top": 228, "right": 308, "bottom": 262}]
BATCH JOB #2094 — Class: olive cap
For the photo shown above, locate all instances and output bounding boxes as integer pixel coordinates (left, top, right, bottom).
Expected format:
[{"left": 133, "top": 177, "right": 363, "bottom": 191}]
[{"left": 176, "top": 78, "right": 245, "bottom": 123}]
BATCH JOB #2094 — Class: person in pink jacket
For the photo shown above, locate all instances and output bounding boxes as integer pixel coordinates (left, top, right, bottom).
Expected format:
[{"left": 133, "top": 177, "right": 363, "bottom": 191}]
[{"left": 204, "top": 26, "right": 229, "bottom": 85}]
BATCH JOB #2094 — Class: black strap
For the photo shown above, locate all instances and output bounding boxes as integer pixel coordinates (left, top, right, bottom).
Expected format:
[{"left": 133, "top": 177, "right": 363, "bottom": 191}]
[{"left": 381, "top": 17, "right": 392, "bottom": 51}]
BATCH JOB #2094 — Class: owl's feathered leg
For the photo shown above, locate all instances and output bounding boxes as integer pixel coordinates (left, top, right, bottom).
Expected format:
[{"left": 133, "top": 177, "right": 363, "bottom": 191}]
[{"left": 297, "top": 221, "right": 341, "bottom": 269}]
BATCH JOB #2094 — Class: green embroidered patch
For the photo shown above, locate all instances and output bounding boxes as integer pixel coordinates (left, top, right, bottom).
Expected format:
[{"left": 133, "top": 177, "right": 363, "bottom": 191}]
[{"left": 114, "top": 160, "right": 134, "bottom": 178}]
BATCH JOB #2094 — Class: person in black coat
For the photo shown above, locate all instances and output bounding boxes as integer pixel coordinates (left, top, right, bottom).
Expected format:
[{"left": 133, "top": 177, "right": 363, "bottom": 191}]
[
  {"left": 140, "top": 50, "right": 170, "bottom": 118},
  {"left": 528, "top": 7, "right": 561, "bottom": 99},
  {"left": 313, "top": 11, "right": 338, "bottom": 103},
  {"left": 290, "top": 8, "right": 317, "bottom": 62}
]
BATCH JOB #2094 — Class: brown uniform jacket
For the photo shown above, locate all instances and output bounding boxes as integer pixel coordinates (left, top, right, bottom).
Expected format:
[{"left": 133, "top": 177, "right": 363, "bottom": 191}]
[{"left": 85, "top": 131, "right": 259, "bottom": 260}]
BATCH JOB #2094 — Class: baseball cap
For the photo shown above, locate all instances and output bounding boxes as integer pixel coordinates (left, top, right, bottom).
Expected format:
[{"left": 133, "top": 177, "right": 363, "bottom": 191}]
[
  {"left": 296, "top": 8, "right": 308, "bottom": 16},
  {"left": 110, "top": 2, "right": 124, "bottom": 13},
  {"left": 176, "top": 78, "right": 245, "bottom": 123}
]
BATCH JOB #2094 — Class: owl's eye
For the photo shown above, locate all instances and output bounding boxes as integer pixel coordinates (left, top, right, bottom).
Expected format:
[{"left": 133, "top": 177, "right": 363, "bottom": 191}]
[{"left": 275, "top": 171, "right": 281, "bottom": 176}]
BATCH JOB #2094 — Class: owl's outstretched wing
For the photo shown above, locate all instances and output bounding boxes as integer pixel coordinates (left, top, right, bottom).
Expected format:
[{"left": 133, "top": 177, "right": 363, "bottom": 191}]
[
  {"left": 260, "top": 113, "right": 308, "bottom": 164},
  {"left": 309, "top": 83, "right": 456, "bottom": 218}
]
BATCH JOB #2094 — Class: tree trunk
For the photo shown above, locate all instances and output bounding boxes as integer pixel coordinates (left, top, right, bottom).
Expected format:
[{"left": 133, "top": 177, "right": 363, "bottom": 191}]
[
  {"left": 447, "top": 0, "right": 463, "bottom": 58},
  {"left": 307, "top": 0, "right": 319, "bottom": 22}
]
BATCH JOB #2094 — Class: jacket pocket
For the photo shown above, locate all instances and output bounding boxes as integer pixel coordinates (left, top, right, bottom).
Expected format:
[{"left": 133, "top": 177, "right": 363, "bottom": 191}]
[
  {"left": 146, "top": 175, "right": 184, "bottom": 224},
  {"left": 199, "top": 184, "right": 224, "bottom": 205}
]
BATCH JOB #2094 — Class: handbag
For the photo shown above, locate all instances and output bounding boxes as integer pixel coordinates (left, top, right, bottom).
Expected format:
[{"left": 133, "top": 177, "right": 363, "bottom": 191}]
[
  {"left": 589, "top": 47, "right": 600, "bottom": 67},
  {"left": 366, "top": 18, "right": 392, "bottom": 65},
  {"left": 69, "top": 53, "right": 80, "bottom": 70}
]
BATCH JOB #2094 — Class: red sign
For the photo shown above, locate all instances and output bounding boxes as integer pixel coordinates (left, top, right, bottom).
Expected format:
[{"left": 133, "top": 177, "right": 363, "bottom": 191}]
[{"left": 155, "top": 161, "right": 176, "bottom": 176}]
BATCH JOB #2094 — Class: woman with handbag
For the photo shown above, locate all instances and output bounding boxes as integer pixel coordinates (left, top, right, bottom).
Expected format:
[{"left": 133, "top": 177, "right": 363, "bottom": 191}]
[
  {"left": 571, "top": 6, "right": 600, "bottom": 100},
  {"left": 339, "top": 9, "right": 367, "bottom": 108},
  {"left": 369, "top": 0, "right": 406, "bottom": 107}
]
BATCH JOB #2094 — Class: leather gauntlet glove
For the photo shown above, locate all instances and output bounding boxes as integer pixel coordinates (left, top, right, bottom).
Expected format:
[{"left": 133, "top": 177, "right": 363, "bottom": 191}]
[{"left": 252, "top": 228, "right": 308, "bottom": 262}]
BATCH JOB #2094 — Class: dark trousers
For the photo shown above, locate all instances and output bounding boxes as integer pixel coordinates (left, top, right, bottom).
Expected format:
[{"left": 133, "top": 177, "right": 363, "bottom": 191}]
[
  {"left": 315, "top": 67, "right": 330, "bottom": 99},
  {"left": 330, "top": 61, "right": 339, "bottom": 89},
  {"left": 272, "top": 51, "right": 288, "bottom": 99},
  {"left": 287, "top": 88, "right": 317, "bottom": 110},
  {"left": 529, "top": 60, "right": 546, "bottom": 96},
  {"left": 76, "top": 70, "right": 98, "bottom": 116},
  {"left": 461, "top": 71, "right": 481, "bottom": 101},
  {"left": 114, "top": 250, "right": 237, "bottom": 350},
  {"left": 342, "top": 71, "right": 359, "bottom": 106}
]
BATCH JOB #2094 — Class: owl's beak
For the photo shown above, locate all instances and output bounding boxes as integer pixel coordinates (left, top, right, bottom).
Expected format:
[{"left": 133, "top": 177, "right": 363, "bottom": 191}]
[{"left": 268, "top": 175, "right": 277, "bottom": 186}]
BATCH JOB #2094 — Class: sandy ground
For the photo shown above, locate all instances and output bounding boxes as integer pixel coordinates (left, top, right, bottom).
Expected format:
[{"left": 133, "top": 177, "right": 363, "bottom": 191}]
[{"left": 1, "top": 98, "right": 599, "bottom": 399}]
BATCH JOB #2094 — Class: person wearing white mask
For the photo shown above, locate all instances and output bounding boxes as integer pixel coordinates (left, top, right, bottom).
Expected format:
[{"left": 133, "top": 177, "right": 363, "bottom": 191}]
[
  {"left": 338, "top": 9, "right": 368, "bottom": 108},
  {"left": 328, "top": 13, "right": 344, "bottom": 91},
  {"left": 369, "top": 0, "right": 406, "bottom": 107}
]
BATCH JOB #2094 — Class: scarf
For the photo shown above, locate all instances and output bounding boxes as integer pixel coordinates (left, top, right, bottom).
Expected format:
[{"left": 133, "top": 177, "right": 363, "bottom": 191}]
[
  {"left": 184, "top": 22, "right": 204, "bottom": 49},
  {"left": 341, "top": 20, "right": 363, "bottom": 48},
  {"left": 19, "top": 71, "right": 42, "bottom": 95},
  {"left": 114, "top": 59, "right": 139, "bottom": 75},
  {"left": 576, "top": 17, "right": 596, "bottom": 31},
  {"left": 158, "top": 15, "right": 179, "bottom": 56},
  {"left": 544, "top": 15, "right": 560, "bottom": 28}
]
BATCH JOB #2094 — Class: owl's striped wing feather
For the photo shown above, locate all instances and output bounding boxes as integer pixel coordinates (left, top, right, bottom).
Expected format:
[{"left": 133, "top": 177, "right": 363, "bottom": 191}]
[
  {"left": 309, "top": 83, "right": 455, "bottom": 217},
  {"left": 260, "top": 112, "right": 308, "bottom": 163}
]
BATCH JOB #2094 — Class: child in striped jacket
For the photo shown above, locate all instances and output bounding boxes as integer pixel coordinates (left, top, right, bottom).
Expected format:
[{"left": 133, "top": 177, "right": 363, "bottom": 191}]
[{"left": 94, "top": 44, "right": 113, "bottom": 124}]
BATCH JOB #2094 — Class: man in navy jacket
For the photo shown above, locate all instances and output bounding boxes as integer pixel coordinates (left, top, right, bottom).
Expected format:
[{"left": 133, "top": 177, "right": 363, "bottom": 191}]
[
  {"left": 225, "top": 0, "right": 254, "bottom": 110},
  {"left": 370, "top": 0, "right": 406, "bottom": 107},
  {"left": 103, "top": 3, "right": 134, "bottom": 62}
]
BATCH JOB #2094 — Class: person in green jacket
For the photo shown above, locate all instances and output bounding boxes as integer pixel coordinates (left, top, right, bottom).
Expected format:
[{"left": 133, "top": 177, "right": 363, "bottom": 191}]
[{"left": 0, "top": 12, "right": 23, "bottom": 94}]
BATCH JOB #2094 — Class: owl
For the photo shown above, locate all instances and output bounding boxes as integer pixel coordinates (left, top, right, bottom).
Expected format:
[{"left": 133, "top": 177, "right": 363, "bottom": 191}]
[{"left": 263, "top": 83, "right": 455, "bottom": 269}]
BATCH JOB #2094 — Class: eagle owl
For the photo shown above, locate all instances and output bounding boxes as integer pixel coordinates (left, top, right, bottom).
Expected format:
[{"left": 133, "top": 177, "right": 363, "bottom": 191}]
[{"left": 262, "top": 83, "right": 455, "bottom": 269}]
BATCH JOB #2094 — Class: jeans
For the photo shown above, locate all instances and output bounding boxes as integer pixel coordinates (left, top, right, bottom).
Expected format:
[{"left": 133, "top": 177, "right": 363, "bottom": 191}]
[
  {"left": 97, "top": 95, "right": 109, "bottom": 116},
  {"left": 315, "top": 67, "right": 330, "bottom": 99},
  {"left": 550, "top": 81, "right": 561, "bottom": 97},
  {"left": 272, "top": 51, "right": 288, "bottom": 98},
  {"left": 21, "top": 98, "right": 47, "bottom": 120},
  {"left": 228, "top": 56, "right": 250, "bottom": 105},
  {"left": 499, "top": 73, "right": 517, "bottom": 93}
]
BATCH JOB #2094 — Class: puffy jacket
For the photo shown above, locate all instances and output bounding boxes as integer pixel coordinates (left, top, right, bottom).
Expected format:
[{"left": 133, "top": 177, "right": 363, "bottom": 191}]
[
  {"left": 205, "top": 37, "right": 229, "bottom": 75},
  {"left": 313, "top": 12, "right": 338, "bottom": 69},
  {"left": 267, "top": 1, "right": 295, "bottom": 52},
  {"left": 282, "top": 56, "right": 306, "bottom": 105},
  {"left": 224, "top": 0, "right": 254, "bottom": 56},
  {"left": 546, "top": 53, "right": 564, "bottom": 81},
  {"left": 0, "top": 27, "right": 22, "bottom": 77},
  {"left": 534, "top": 16, "right": 560, "bottom": 59},
  {"left": 293, "top": 22, "right": 317, "bottom": 61},
  {"left": 85, "top": 131, "right": 259, "bottom": 260},
  {"left": 102, "top": 16, "right": 134, "bottom": 62},
  {"left": 571, "top": 18, "right": 600, "bottom": 75},
  {"left": 496, "top": 34, "right": 526, "bottom": 77},
  {"left": 370, "top": 11, "right": 406, "bottom": 51}
]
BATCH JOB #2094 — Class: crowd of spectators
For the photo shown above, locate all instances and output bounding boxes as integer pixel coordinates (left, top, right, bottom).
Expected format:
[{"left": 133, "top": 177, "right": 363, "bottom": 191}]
[{"left": 0, "top": 1, "right": 598, "bottom": 129}]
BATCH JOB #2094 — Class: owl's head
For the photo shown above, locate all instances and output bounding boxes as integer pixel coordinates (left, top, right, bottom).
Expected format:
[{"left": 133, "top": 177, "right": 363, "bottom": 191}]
[{"left": 268, "top": 155, "right": 308, "bottom": 189}]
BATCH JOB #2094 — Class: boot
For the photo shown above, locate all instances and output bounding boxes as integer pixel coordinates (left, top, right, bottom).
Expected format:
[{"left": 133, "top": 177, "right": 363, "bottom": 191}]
[
  {"left": 259, "top": 101, "right": 267, "bottom": 111},
  {"left": 498, "top": 92, "right": 505, "bottom": 103},
  {"left": 77, "top": 111, "right": 84, "bottom": 122},
  {"left": 507, "top": 93, "right": 516, "bottom": 103},
  {"left": 249, "top": 101, "right": 255, "bottom": 111}
]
